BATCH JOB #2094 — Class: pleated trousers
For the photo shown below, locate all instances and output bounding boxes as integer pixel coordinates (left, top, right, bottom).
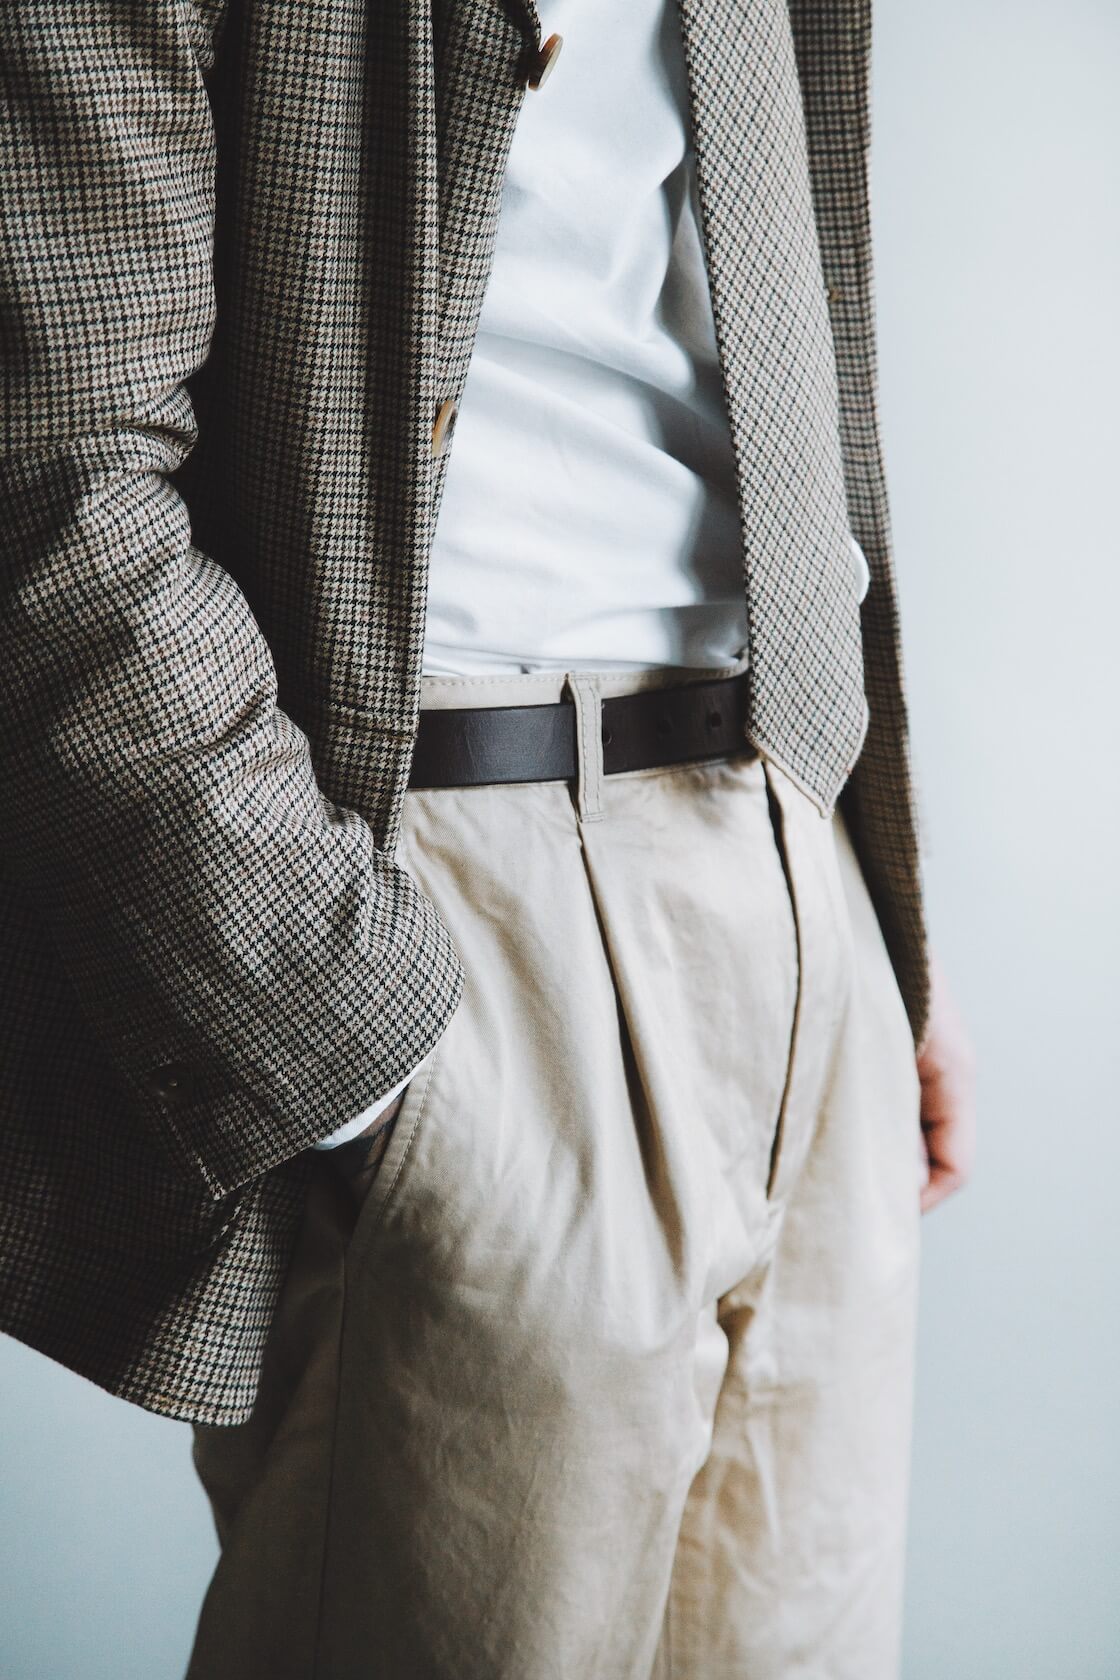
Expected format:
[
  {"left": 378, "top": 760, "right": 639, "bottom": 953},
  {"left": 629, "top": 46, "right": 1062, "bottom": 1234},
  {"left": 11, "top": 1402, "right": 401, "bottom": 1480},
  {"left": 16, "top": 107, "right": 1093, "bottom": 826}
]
[{"left": 187, "top": 651, "right": 923, "bottom": 1680}]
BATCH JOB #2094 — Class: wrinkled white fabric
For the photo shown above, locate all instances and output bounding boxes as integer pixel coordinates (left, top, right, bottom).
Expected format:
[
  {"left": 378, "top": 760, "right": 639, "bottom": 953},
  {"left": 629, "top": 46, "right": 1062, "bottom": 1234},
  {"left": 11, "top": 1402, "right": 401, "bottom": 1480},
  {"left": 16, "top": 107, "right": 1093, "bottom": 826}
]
[{"left": 423, "top": 0, "right": 868, "bottom": 680}]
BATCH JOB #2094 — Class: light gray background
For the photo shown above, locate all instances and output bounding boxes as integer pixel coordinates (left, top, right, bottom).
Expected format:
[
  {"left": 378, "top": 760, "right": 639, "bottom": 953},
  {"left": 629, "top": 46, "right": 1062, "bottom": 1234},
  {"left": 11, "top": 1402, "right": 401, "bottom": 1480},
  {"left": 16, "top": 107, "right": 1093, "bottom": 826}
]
[{"left": 2, "top": 2, "right": 1117, "bottom": 1675}]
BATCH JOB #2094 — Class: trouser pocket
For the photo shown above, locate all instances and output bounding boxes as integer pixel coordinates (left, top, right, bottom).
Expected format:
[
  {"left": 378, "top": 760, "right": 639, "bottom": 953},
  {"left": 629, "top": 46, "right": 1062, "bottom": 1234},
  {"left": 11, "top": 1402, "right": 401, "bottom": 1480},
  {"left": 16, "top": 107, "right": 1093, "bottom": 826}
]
[{"left": 323, "top": 1085, "right": 411, "bottom": 1218}]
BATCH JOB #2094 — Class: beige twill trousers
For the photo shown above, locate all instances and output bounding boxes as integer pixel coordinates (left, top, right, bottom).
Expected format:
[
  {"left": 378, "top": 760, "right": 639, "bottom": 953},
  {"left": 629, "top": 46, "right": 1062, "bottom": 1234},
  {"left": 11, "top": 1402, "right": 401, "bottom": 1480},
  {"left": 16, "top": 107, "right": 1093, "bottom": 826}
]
[{"left": 187, "top": 651, "right": 924, "bottom": 1680}]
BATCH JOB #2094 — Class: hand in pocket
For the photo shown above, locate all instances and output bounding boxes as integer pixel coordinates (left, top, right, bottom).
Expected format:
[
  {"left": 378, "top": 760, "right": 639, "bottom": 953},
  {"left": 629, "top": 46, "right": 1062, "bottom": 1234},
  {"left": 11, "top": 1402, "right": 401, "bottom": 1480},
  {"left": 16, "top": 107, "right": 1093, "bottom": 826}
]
[{"left": 325, "top": 1085, "right": 410, "bottom": 1215}]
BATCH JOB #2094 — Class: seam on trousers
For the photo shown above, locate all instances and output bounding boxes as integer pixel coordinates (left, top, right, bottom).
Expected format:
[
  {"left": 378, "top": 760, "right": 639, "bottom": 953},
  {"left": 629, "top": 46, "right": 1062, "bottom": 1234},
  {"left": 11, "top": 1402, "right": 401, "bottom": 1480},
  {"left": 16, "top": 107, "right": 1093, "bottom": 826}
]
[
  {"left": 563, "top": 671, "right": 606, "bottom": 823},
  {"left": 311, "top": 1056, "right": 440, "bottom": 1675},
  {"left": 654, "top": 1584, "right": 675, "bottom": 1680},
  {"left": 310, "top": 1168, "right": 349, "bottom": 1680},
  {"left": 762, "top": 761, "right": 804, "bottom": 1202}
]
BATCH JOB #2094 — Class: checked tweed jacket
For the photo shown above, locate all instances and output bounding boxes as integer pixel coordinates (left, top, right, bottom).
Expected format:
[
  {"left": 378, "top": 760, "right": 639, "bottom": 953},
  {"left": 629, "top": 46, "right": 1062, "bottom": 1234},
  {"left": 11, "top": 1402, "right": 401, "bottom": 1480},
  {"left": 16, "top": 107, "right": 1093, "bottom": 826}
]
[{"left": 1, "top": 0, "right": 927, "bottom": 1424}]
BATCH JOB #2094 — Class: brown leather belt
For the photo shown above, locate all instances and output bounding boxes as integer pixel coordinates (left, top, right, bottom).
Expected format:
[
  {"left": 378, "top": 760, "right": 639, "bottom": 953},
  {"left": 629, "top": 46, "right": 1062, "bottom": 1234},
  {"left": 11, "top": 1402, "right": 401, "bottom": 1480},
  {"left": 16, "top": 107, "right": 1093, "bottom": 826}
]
[{"left": 407, "top": 669, "right": 757, "bottom": 789}]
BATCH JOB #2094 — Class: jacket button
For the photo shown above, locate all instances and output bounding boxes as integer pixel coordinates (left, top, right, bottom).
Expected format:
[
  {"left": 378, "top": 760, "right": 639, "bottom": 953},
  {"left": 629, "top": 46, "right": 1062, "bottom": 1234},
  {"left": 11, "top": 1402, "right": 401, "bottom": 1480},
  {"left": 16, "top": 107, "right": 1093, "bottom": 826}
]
[
  {"left": 431, "top": 397, "right": 458, "bottom": 458},
  {"left": 527, "top": 32, "right": 563, "bottom": 90},
  {"left": 149, "top": 1062, "right": 198, "bottom": 1106}
]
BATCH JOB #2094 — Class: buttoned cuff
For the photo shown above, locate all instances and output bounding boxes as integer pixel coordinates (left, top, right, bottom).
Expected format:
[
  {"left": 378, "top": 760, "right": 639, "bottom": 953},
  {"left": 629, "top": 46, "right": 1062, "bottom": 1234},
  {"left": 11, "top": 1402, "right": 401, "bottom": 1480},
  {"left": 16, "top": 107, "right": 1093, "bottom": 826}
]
[{"left": 311, "top": 1061, "right": 422, "bottom": 1150}]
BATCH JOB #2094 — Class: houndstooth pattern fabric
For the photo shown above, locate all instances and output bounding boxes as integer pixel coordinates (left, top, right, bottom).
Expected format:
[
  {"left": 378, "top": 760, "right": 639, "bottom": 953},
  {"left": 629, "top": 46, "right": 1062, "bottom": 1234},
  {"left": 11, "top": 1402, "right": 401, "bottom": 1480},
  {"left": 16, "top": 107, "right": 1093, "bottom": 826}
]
[
  {"left": 787, "top": 0, "right": 929, "bottom": 1039},
  {"left": 0, "top": 0, "right": 926, "bottom": 1425},
  {"left": 675, "top": 0, "right": 869, "bottom": 813}
]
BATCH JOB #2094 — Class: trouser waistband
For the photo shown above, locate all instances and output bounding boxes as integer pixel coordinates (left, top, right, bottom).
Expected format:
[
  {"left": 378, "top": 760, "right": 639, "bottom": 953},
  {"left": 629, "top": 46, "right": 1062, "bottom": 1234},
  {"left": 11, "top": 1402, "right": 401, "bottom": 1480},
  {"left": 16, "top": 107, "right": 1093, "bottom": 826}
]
[{"left": 408, "top": 650, "right": 757, "bottom": 814}]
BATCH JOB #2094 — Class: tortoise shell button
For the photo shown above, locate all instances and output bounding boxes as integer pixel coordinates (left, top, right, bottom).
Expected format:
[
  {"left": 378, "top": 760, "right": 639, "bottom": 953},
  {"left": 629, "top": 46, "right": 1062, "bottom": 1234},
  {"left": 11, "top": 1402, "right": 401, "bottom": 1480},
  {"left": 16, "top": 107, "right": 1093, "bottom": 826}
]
[
  {"left": 527, "top": 33, "right": 564, "bottom": 91},
  {"left": 431, "top": 397, "right": 458, "bottom": 458}
]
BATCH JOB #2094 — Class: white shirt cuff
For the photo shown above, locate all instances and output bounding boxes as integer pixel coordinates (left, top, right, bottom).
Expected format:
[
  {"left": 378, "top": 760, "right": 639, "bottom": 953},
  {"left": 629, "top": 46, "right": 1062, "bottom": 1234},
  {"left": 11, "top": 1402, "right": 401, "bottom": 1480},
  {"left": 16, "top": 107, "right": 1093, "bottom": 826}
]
[{"left": 312, "top": 1064, "right": 419, "bottom": 1151}]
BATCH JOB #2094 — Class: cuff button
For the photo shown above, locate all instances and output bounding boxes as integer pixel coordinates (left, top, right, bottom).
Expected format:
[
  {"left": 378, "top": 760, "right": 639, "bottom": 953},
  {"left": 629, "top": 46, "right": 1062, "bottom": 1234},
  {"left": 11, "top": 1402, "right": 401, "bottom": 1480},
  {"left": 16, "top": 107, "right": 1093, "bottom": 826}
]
[
  {"left": 527, "top": 32, "right": 563, "bottom": 90},
  {"left": 431, "top": 397, "right": 458, "bottom": 458}
]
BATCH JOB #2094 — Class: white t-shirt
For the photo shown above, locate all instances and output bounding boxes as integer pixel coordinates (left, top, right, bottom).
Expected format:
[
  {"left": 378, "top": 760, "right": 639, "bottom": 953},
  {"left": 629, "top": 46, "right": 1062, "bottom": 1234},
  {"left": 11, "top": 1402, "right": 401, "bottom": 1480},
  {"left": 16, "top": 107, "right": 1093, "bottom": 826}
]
[
  {"left": 316, "top": 0, "right": 869, "bottom": 1147},
  {"left": 421, "top": 0, "right": 867, "bottom": 678}
]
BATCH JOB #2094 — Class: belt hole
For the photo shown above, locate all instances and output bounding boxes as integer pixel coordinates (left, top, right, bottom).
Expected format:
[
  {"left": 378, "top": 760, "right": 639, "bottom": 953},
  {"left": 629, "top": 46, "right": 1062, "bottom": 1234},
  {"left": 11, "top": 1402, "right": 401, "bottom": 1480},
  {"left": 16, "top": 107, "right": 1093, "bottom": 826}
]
[
  {"left": 657, "top": 715, "right": 672, "bottom": 735},
  {"left": 707, "top": 709, "right": 722, "bottom": 730}
]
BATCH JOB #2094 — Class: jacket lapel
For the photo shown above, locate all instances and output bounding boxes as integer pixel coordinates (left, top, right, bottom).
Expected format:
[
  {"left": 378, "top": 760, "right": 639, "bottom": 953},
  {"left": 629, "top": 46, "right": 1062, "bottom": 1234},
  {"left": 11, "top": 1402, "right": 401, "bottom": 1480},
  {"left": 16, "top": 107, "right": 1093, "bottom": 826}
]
[
  {"left": 428, "top": 1, "right": 534, "bottom": 530},
  {"left": 673, "top": 0, "right": 868, "bottom": 814}
]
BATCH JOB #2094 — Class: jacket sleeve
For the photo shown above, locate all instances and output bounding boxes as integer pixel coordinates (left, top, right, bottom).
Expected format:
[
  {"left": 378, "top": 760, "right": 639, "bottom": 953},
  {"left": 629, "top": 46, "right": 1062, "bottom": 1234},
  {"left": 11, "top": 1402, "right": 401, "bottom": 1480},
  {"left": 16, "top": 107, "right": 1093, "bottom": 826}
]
[{"left": 0, "top": 1, "right": 464, "bottom": 1201}]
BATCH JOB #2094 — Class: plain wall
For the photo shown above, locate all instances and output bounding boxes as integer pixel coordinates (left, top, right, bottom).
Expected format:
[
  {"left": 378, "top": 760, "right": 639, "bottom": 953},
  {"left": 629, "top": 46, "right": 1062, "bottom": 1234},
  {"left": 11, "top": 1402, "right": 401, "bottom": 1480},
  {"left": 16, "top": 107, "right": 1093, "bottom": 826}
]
[
  {"left": 876, "top": 1, "right": 1120, "bottom": 1674},
  {"left": 2, "top": 1, "right": 1117, "bottom": 1674}
]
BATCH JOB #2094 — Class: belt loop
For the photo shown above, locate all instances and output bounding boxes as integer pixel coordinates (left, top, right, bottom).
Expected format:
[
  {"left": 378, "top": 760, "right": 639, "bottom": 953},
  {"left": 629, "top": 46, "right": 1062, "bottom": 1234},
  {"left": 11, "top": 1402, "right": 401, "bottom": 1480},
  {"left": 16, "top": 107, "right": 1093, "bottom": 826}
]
[{"left": 563, "top": 672, "right": 606, "bottom": 823}]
